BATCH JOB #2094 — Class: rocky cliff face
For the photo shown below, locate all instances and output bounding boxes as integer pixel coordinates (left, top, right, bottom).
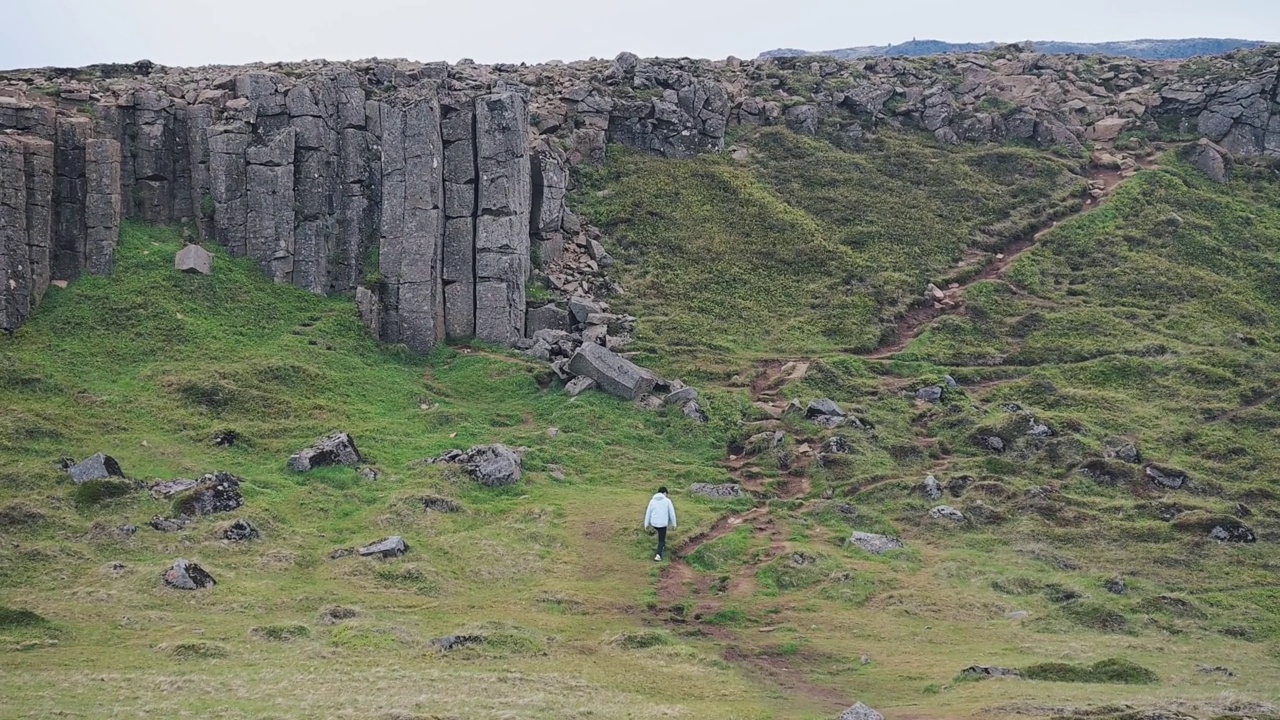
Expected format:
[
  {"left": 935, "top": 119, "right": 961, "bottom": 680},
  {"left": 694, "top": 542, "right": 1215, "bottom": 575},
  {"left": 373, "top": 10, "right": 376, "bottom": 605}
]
[{"left": 2, "top": 44, "right": 1278, "bottom": 342}]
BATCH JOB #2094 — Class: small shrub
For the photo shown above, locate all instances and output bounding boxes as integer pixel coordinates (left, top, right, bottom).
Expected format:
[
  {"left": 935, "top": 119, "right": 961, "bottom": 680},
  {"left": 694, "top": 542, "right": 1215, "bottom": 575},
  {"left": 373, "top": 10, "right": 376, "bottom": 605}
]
[
  {"left": 0, "top": 607, "right": 50, "bottom": 628},
  {"left": 164, "top": 641, "right": 230, "bottom": 659},
  {"left": 249, "top": 624, "right": 311, "bottom": 641},
  {"left": 704, "top": 608, "right": 750, "bottom": 627},
  {"left": 610, "top": 630, "right": 671, "bottom": 649},
  {"left": 1022, "top": 658, "right": 1157, "bottom": 684},
  {"left": 1061, "top": 602, "right": 1130, "bottom": 633}
]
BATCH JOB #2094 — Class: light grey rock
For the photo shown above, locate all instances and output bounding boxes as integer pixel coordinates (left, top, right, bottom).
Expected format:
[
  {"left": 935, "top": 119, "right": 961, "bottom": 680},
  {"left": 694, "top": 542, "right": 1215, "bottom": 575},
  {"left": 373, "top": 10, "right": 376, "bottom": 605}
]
[
  {"left": 1145, "top": 464, "right": 1188, "bottom": 489},
  {"left": 174, "top": 244, "right": 212, "bottom": 274},
  {"left": 358, "top": 535, "right": 408, "bottom": 558},
  {"left": 960, "top": 665, "right": 1021, "bottom": 679},
  {"left": 664, "top": 386, "right": 699, "bottom": 406},
  {"left": 846, "top": 531, "right": 904, "bottom": 555},
  {"left": 806, "top": 398, "right": 845, "bottom": 418},
  {"left": 929, "top": 505, "right": 965, "bottom": 522},
  {"left": 224, "top": 518, "right": 258, "bottom": 541},
  {"left": 923, "top": 474, "right": 943, "bottom": 501},
  {"left": 689, "top": 482, "right": 744, "bottom": 499},
  {"left": 916, "top": 386, "right": 943, "bottom": 403},
  {"left": 163, "top": 559, "right": 216, "bottom": 590},
  {"left": 838, "top": 702, "right": 883, "bottom": 720},
  {"left": 287, "top": 432, "right": 362, "bottom": 472},
  {"left": 527, "top": 304, "right": 570, "bottom": 335},
  {"left": 568, "top": 295, "right": 602, "bottom": 324},
  {"left": 682, "top": 400, "right": 709, "bottom": 423},
  {"left": 567, "top": 341, "right": 657, "bottom": 400},
  {"left": 68, "top": 453, "right": 124, "bottom": 484},
  {"left": 1185, "top": 138, "right": 1231, "bottom": 183},
  {"left": 565, "top": 376, "right": 597, "bottom": 396}
]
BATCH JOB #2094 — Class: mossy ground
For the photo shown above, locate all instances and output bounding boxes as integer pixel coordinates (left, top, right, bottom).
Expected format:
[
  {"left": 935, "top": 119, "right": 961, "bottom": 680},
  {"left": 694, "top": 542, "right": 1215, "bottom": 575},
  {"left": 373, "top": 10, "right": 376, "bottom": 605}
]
[{"left": 2, "top": 126, "right": 1280, "bottom": 719}]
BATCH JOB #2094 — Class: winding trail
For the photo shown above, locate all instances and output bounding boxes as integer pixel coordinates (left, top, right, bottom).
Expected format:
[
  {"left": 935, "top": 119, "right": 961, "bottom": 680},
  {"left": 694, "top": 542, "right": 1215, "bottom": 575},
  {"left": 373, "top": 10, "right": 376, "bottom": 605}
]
[{"left": 862, "top": 159, "right": 1155, "bottom": 360}]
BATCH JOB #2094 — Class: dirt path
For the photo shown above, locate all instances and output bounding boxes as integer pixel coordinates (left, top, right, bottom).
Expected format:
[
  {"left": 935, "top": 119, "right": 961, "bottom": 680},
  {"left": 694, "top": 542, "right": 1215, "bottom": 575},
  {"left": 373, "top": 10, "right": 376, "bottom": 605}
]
[{"left": 861, "top": 159, "right": 1154, "bottom": 360}]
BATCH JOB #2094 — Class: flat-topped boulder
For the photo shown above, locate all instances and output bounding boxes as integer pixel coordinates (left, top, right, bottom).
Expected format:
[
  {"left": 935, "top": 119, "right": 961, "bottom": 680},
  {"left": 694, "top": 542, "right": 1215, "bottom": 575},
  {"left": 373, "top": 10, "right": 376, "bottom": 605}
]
[
  {"left": 567, "top": 341, "right": 657, "bottom": 400},
  {"left": 287, "top": 432, "right": 362, "bottom": 472},
  {"left": 67, "top": 453, "right": 124, "bottom": 484},
  {"left": 163, "top": 559, "right": 216, "bottom": 590},
  {"left": 174, "top": 244, "right": 213, "bottom": 274}
]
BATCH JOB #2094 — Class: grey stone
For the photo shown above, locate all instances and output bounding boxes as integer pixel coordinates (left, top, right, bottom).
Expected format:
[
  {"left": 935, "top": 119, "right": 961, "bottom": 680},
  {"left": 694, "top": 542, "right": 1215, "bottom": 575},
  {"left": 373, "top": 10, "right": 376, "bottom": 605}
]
[
  {"left": 150, "top": 478, "right": 198, "bottom": 498},
  {"left": 682, "top": 400, "right": 709, "bottom": 423},
  {"left": 1145, "top": 464, "right": 1188, "bottom": 490},
  {"left": 806, "top": 398, "right": 845, "bottom": 418},
  {"left": 823, "top": 436, "right": 852, "bottom": 454},
  {"left": 916, "top": 386, "right": 943, "bottom": 403},
  {"left": 846, "top": 531, "right": 904, "bottom": 555},
  {"left": 689, "top": 482, "right": 744, "bottom": 499},
  {"left": 224, "top": 518, "right": 258, "bottom": 541},
  {"left": 664, "top": 386, "right": 699, "bottom": 406},
  {"left": 566, "top": 376, "right": 597, "bottom": 396},
  {"left": 358, "top": 535, "right": 408, "bottom": 558},
  {"left": 567, "top": 342, "right": 657, "bottom": 400},
  {"left": 149, "top": 515, "right": 190, "bottom": 532},
  {"left": 174, "top": 244, "right": 212, "bottom": 274},
  {"left": 1105, "top": 577, "right": 1127, "bottom": 595},
  {"left": 68, "top": 453, "right": 124, "bottom": 484},
  {"left": 923, "top": 474, "right": 943, "bottom": 501},
  {"left": 527, "top": 304, "right": 570, "bottom": 335},
  {"left": 929, "top": 505, "right": 965, "bottom": 522},
  {"left": 427, "top": 444, "right": 525, "bottom": 487},
  {"left": 288, "top": 432, "right": 362, "bottom": 472},
  {"left": 173, "top": 472, "right": 244, "bottom": 516},
  {"left": 960, "top": 665, "right": 1021, "bottom": 679},
  {"left": 1185, "top": 138, "right": 1231, "bottom": 183},
  {"left": 1209, "top": 523, "right": 1256, "bottom": 543},
  {"left": 838, "top": 703, "right": 883, "bottom": 720},
  {"left": 163, "top": 559, "right": 216, "bottom": 590},
  {"left": 568, "top": 295, "right": 602, "bottom": 324}
]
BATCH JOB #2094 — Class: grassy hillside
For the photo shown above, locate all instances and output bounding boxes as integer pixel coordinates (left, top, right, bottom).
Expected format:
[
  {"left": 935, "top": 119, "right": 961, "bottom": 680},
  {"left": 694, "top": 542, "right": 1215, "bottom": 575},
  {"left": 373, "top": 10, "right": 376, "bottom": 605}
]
[{"left": 3, "top": 126, "right": 1280, "bottom": 720}]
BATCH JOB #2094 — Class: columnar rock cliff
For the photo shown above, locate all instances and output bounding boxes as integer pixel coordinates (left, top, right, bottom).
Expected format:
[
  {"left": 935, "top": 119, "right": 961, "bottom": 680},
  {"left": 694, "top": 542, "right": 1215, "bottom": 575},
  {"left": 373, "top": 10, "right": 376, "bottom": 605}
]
[{"left": 2, "top": 44, "right": 1278, "bottom": 342}]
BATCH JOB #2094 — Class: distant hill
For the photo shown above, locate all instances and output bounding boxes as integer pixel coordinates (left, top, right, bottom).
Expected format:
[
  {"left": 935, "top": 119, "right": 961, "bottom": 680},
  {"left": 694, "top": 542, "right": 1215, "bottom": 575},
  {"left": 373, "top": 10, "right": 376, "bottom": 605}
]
[{"left": 759, "top": 37, "right": 1270, "bottom": 60}]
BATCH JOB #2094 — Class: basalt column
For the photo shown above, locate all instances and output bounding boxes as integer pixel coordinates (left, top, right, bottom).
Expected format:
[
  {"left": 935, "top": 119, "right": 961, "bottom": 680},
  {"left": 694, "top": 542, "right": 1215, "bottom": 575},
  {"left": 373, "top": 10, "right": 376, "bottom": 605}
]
[
  {"left": 377, "top": 93, "right": 445, "bottom": 353},
  {"left": 0, "top": 137, "right": 30, "bottom": 331},
  {"left": 440, "top": 91, "right": 476, "bottom": 340},
  {"left": 473, "top": 92, "right": 531, "bottom": 345}
]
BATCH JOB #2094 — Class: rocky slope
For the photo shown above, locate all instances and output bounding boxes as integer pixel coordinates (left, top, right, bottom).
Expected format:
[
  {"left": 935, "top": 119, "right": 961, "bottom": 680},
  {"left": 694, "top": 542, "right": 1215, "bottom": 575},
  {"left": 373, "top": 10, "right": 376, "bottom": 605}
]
[
  {"left": 760, "top": 38, "right": 1269, "bottom": 61},
  {"left": 1, "top": 44, "right": 1278, "bottom": 345}
]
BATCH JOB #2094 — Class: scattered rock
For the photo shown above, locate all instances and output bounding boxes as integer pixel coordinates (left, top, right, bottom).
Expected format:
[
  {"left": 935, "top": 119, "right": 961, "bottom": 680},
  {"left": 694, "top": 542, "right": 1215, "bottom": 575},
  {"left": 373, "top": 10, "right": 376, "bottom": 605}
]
[
  {"left": 915, "top": 386, "right": 943, "bottom": 403},
  {"left": 548, "top": 465, "right": 566, "bottom": 481},
  {"left": 319, "top": 606, "right": 359, "bottom": 625},
  {"left": 358, "top": 536, "right": 408, "bottom": 558},
  {"left": 1145, "top": 464, "right": 1189, "bottom": 490},
  {"left": 846, "top": 531, "right": 904, "bottom": 555},
  {"left": 211, "top": 430, "right": 239, "bottom": 447},
  {"left": 329, "top": 548, "right": 354, "bottom": 559},
  {"left": 636, "top": 393, "right": 664, "bottom": 411},
  {"left": 1197, "top": 665, "right": 1236, "bottom": 677},
  {"left": 425, "top": 444, "right": 525, "bottom": 487},
  {"left": 431, "top": 634, "right": 484, "bottom": 652},
  {"left": 1026, "top": 420, "right": 1054, "bottom": 438},
  {"left": 689, "top": 483, "right": 745, "bottom": 499},
  {"left": 682, "top": 400, "right": 709, "bottom": 423},
  {"left": 999, "top": 403, "right": 1023, "bottom": 413},
  {"left": 664, "top": 386, "right": 699, "bottom": 406},
  {"left": 837, "top": 702, "right": 883, "bottom": 720},
  {"left": 150, "top": 478, "right": 198, "bottom": 498},
  {"left": 922, "top": 474, "right": 943, "bottom": 501},
  {"left": 565, "top": 375, "right": 597, "bottom": 396},
  {"left": 929, "top": 505, "right": 965, "bottom": 522},
  {"left": 1209, "top": 523, "right": 1256, "bottom": 543},
  {"left": 960, "top": 665, "right": 1022, "bottom": 679},
  {"left": 1184, "top": 138, "right": 1232, "bottom": 184},
  {"left": 422, "top": 496, "right": 461, "bottom": 513},
  {"left": 358, "top": 466, "right": 381, "bottom": 481},
  {"left": 1106, "top": 441, "right": 1141, "bottom": 464},
  {"left": 223, "top": 519, "right": 258, "bottom": 541},
  {"left": 163, "top": 559, "right": 216, "bottom": 590},
  {"left": 68, "top": 453, "right": 124, "bottom": 484},
  {"left": 823, "top": 436, "right": 852, "bottom": 455},
  {"left": 980, "top": 435, "right": 1006, "bottom": 453},
  {"left": 172, "top": 472, "right": 244, "bottom": 516},
  {"left": 174, "top": 244, "right": 213, "bottom": 274},
  {"left": 566, "top": 342, "right": 657, "bottom": 400},
  {"left": 149, "top": 515, "right": 191, "bottom": 532},
  {"left": 1105, "top": 577, "right": 1127, "bottom": 595},
  {"left": 287, "top": 432, "right": 362, "bottom": 472},
  {"left": 806, "top": 398, "right": 845, "bottom": 418}
]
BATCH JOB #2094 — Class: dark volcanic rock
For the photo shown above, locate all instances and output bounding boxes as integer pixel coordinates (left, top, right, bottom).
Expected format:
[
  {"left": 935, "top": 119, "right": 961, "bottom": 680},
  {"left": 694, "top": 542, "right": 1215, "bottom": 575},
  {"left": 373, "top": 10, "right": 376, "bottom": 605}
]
[
  {"left": 149, "top": 515, "right": 191, "bottom": 532},
  {"left": 223, "top": 518, "right": 258, "bottom": 541},
  {"left": 172, "top": 472, "right": 244, "bottom": 516},
  {"left": 432, "top": 634, "right": 484, "bottom": 651},
  {"left": 960, "top": 665, "right": 1022, "bottom": 678},
  {"left": 425, "top": 444, "right": 525, "bottom": 487},
  {"left": 1145, "top": 464, "right": 1189, "bottom": 490},
  {"left": 1209, "top": 523, "right": 1256, "bottom": 543},
  {"left": 287, "top": 432, "right": 362, "bottom": 472},
  {"left": 163, "top": 559, "right": 216, "bottom": 590},
  {"left": 68, "top": 453, "right": 124, "bottom": 484},
  {"left": 689, "top": 482, "right": 745, "bottom": 499}
]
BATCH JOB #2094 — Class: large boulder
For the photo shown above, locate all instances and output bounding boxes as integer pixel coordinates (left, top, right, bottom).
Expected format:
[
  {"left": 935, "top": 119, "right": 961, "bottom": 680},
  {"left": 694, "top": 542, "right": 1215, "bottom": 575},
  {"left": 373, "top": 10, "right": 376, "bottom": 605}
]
[
  {"left": 567, "top": 342, "right": 656, "bottom": 400},
  {"left": 163, "top": 559, "right": 216, "bottom": 590},
  {"left": 1145, "top": 464, "right": 1189, "bottom": 490},
  {"left": 174, "top": 244, "right": 213, "bottom": 274},
  {"left": 425, "top": 444, "right": 525, "bottom": 487},
  {"left": 358, "top": 536, "right": 408, "bottom": 558},
  {"left": 846, "top": 531, "right": 904, "bottom": 555},
  {"left": 526, "top": 304, "right": 570, "bottom": 335},
  {"left": 224, "top": 519, "right": 258, "bottom": 541},
  {"left": 68, "top": 453, "right": 124, "bottom": 484},
  {"left": 1184, "top": 138, "right": 1231, "bottom": 184},
  {"left": 287, "top": 432, "right": 362, "bottom": 472},
  {"left": 929, "top": 505, "right": 965, "bottom": 522},
  {"left": 689, "top": 483, "right": 745, "bottom": 499}
]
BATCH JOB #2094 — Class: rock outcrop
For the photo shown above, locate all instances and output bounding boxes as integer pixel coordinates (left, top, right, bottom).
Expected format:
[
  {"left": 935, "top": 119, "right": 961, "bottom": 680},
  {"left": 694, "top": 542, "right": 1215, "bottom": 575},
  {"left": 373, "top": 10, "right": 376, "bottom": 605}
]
[{"left": 5, "top": 45, "right": 1280, "bottom": 339}]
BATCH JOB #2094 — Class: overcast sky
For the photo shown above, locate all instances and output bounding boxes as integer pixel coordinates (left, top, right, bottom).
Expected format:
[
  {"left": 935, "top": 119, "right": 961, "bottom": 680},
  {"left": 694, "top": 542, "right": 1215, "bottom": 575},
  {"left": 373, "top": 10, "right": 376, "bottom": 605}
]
[{"left": 2, "top": 0, "right": 1275, "bottom": 69}]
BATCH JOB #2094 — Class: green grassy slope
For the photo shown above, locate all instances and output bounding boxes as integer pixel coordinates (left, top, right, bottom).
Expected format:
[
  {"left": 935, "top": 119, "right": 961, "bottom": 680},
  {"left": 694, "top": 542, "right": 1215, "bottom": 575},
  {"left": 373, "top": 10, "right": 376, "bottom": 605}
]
[{"left": 3, "top": 127, "right": 1280, "bottom": 720}]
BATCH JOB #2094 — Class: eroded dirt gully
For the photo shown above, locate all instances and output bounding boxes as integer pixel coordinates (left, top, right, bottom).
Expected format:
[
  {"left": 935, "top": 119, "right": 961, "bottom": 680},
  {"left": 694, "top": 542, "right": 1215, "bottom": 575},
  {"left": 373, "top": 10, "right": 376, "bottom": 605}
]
[{"left": 863, "top": 157, "right": 1157, "bottom": 359}]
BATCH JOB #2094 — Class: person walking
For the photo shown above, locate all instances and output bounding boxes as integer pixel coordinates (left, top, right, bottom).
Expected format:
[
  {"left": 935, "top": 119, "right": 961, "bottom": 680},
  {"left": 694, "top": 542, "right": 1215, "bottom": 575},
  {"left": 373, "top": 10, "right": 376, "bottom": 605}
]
[{"left": 644, "top": 486, "right": 677, "bottom": 561}]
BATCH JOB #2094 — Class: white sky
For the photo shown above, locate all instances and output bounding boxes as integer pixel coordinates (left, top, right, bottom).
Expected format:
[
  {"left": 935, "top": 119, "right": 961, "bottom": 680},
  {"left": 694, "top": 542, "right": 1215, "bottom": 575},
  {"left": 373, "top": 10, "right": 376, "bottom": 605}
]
[{"left": 2, "top": 0, "right": 1275, "bottom": 68}]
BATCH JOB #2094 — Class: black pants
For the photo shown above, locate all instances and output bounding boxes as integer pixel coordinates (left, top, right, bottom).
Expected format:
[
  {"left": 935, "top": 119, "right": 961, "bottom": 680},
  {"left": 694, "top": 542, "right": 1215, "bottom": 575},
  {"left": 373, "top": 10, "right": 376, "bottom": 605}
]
[{"left": 654, "top": 526, "right": 667, "bottom": 558}]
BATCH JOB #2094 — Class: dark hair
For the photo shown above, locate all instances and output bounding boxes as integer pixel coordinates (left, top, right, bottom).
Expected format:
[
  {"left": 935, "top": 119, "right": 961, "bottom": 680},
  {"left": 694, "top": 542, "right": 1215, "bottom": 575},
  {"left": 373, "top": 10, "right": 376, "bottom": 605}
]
[{"left": 658, "top": 486, "right": 668, "bottom": 494}]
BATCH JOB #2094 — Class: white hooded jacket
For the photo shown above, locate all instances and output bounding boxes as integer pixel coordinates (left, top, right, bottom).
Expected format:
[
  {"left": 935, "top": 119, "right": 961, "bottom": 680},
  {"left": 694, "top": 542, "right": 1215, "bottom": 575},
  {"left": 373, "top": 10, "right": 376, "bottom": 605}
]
[{"left": 644, "top": 493, "right": 677, "bottom": 529}]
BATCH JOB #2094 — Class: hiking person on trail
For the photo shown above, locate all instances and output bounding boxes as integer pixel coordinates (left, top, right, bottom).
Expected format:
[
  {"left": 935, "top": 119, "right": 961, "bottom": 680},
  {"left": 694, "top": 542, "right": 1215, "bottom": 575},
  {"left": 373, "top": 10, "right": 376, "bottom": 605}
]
[{"left": 644, "top": 486, "right": 677, "bottom": 561}]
